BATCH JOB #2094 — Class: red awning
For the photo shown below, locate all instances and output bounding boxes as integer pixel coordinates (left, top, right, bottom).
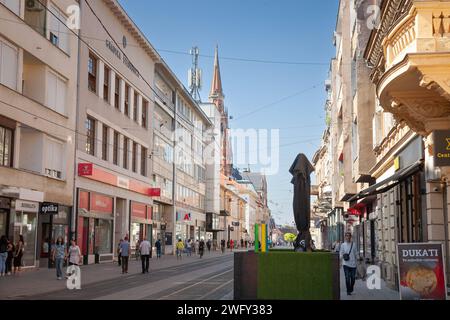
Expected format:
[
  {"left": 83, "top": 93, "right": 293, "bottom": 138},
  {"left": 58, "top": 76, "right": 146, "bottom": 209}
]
[{"left": 347, "top": 202, "right": 366, "bottom": 216}]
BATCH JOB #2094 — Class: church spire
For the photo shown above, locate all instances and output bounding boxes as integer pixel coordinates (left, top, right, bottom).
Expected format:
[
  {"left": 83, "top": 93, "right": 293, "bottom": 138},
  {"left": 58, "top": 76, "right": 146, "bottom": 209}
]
[{"left": 209, "top": 45, "right": 224, "bottom": 102}]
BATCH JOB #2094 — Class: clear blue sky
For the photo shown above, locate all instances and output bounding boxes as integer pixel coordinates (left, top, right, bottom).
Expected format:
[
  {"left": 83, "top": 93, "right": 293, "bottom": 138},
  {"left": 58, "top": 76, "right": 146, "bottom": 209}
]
[{"left": 119, "top": 0, "right": 339, "bottom": 226}]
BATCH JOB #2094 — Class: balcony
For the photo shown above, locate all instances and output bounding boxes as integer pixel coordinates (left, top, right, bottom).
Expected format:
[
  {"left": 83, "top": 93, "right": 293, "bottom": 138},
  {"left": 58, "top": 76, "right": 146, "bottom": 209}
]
[{"left": 367, "top": 0, "right": 450, "bottom": 135}]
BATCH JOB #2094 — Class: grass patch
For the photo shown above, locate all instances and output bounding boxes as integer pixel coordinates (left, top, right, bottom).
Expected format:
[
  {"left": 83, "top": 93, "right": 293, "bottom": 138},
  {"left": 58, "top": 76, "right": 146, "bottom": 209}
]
[{"left": 257, "top": 252, "right": 334, "bottom": 300}]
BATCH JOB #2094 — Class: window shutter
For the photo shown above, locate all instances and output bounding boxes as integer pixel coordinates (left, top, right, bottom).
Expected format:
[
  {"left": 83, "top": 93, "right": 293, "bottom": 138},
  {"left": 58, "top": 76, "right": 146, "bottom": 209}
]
[
  {"left": 1, "top": 0, "right": 20, "bottom": 15},
  {"left": 56, "top": 77, "right": 66, "bottom": 114},
  {"left": 1, "top": 41, "right": 18, "bottom": 90},
  {"left": 47, "top": 72, "right": 57, "bottom": 111}
]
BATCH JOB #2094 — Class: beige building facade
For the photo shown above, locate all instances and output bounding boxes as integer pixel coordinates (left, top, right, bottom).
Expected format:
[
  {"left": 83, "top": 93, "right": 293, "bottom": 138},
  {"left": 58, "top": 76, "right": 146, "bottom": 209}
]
[{"left": 0, "top": 0, "right": 79, "bottom": 268}]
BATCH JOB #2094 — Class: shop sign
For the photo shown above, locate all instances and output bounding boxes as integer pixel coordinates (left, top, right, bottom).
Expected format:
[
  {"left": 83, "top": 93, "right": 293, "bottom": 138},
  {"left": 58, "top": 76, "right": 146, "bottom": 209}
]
[
  {"left": 90, "top": 193, "right": 113, "bottom": 214},
  {"left": 432, "top": 130, "right": 450, "bottom": 167},
  {"left": 117, "top": 176, "right": 130, "bottom": 189},
  {"left": 15, "top": 200, "right": 39, "bottom": 213},
  {"left": 78, "top": 163, "right": 93, "bottom": 176},
  {"left": 177, "top": 212, "right": 191, "bottom": 221},
  {"left": 148, "top": 188, "right": 161, "bottom": 197},
  {"left": 397, "top": 243, "right": 448, "bottom": 300},
  {"left": 232, "top": 221, "right": 240, "bottom": 226},
  {"left": 131, "top": 202, "right": 146, "bottom": 219},
  {"left": 39, "top": 202, "right": 59, "bottom": 215}
]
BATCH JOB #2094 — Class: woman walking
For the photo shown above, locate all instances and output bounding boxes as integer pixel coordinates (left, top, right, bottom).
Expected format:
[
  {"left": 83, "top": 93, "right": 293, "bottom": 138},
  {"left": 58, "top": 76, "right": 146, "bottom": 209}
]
[
  {"left": 52, "top": 237, "right": 66, "bottom": 280},
  {"left": 13, "top": 235, "right": 24, "bottom": 275},
  {"left": 68, "top": 239, "right": 82, "bottom": 266},
  {"left": 6, "top": 239, "right": 14, "bottom": 275}
]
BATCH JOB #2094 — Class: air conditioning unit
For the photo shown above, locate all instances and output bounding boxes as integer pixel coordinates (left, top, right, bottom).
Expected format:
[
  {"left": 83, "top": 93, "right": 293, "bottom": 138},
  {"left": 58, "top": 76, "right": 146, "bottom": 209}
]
[{"left": 26, "top": 0, "right": 43, "bottom": 11}]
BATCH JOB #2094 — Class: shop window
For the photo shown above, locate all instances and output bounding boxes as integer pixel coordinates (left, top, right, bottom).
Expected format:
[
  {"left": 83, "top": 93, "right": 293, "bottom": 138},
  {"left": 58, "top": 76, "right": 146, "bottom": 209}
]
[
  {"left": 94, "top": 219, "right": 113, "bottom": 254},
  {"left": 0, "top": 124, "right": 13, "bottom": 167},
  {"left": 132, "top": 142, "right": 137, "bottom": 173},
  {"left": 133, "top": 92, "right": 138, "bottom": 122},
  {"left": 88, "top": 52, "right": 97, "bottom": 93},
  {"left": 85, "top": 117, "right": 95, "bottom": 156},
  {"left": 103, "top": 65, "right": 110, "bottom": 102},
  {"left": 114, "top": 75, "right": 120, "bottom": 110},
  {"left": 123, "top": 137, "right": 129, "bottom": 169},
  {"left": 124, "top": 84, "right": 130, "bottom": 117},
  {"left": 141, "top": 146, "right": 147, "bottom": 176},
  {"left": 102, "top": 125, "right": 108, "bottom": 161},
  {"left": 113, "top": 131, "right": 119, "bottom": 165},
  {"left": 142, "top": 99, "right": 148, "bottom": 128}
]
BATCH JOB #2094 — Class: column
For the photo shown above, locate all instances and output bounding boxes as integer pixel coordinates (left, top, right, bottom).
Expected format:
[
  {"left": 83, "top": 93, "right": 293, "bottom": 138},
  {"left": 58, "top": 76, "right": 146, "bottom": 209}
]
[
  {"left": 136, "top": 144, "right": 141, "bottom": 175},
  {"left": 119, "top": 79, "right": 125, "bottom": 114},
  {"left": 129, "top": 87, "right": 135, "bottom": 121},
  {"left": 95, "top": 121, "right": 103, "bottom": 159},
  {"left": 127, "top": 138, "right": 133, "bottom": 171},
  {"left": 108, "top": 127, "right": 114, "bottom": 162},
  {"left": 13, "top": 123, "right": 21, "bottom": 168},
  {"left": 109, "top": 69, "right": 116, "bottom": 107},
  {"left": 118, "top": 134, "right": 124, "bottom": 168},
  {"left": 98, "top": 60, "right": 105, "bottom": 100},
  {"left": 137, "top": 95, "right": 143, "bottom": 126}
]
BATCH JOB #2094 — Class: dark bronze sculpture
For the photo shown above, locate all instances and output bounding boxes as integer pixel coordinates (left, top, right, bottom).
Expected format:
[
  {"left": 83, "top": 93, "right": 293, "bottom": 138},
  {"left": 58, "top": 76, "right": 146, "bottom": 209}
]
[{"left": 289, "top": 153, "right": 315, "bottom": 252}]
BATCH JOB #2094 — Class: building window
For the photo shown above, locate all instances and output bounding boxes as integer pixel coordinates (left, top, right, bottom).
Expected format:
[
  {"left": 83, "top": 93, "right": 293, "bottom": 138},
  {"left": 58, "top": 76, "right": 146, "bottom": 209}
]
[
  {"left": 123, "top": 137, "right": 128, "bottom": 169},
  {"left": 45, "top": 137, "right": 63, "bottom": 179},
  {"left": 49, "top": 4, "right": 70, "bottom": 54},
  {"left": 113, "top": 131, "right": 119, "bottom": 165},
  {"left": 47, "top": 71, "right": 67, "bottom": 115},
  {"left": 0, "top": 124, "right": 13, "bottom": 167},
  {"left": 114, "top": 75, "right": 120, "bottom": 109},
  {"left": 103, "top": 65, "right": 110, "bottom": 102},
  {"left": 132, "top": 142, "right": 137, "bottom": 173},
  {"left": 142, "top": 99, "right": 148, "bottom": 128},
  {"left": 141, "top": 147, "right": 147, "bottom": 176},
  {"left": 88, "top": 53, "right": 97, "bottom": 93},
  {"left": 0, "top": 38, "right": 18, "bottom": 90},
  {"left": 102, "top": 125, "right": 108, "bottom": 161},
  {"left": 124, "top": 84, "right": 130, "bottom": 117},
  {"left": 85, "top": 117, "right": 95, "bottom": 156},
  {"left": 133, "top": 92, "right": 138, "bottom": 122}
]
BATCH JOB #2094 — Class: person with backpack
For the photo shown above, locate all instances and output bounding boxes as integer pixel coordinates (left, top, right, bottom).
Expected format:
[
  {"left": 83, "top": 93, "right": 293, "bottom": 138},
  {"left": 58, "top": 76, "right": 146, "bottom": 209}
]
[
  {"left": 340, "top": 232, "right": 359, "bottom": 296},
  {"left": 119, "top": 236, "right": 131, "bottom": 274}
]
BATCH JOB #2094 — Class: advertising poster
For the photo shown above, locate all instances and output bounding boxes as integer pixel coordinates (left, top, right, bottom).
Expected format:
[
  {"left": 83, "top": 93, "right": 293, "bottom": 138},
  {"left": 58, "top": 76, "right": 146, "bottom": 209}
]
[{"left": 397, "top": 243, "right": 448, "bottom": 300}]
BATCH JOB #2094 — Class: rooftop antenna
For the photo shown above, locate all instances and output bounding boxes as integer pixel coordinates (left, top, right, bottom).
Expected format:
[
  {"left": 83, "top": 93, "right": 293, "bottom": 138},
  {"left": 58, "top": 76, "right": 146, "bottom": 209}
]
[{"left": 188, "top": 46, "right": 202, "bottom": 102}]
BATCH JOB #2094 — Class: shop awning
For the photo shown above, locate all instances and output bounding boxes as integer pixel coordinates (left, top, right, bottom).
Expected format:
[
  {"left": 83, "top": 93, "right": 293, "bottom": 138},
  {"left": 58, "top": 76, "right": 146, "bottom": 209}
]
[{"left": 348, "top": 160, "right": 423, "bottom": 202}]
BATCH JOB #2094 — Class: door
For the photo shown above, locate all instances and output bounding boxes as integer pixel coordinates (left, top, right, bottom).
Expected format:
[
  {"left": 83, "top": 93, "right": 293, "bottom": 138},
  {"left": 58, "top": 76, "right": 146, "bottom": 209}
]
[{"left": 82, "top": 217, "right": 89, "bottom": 265}]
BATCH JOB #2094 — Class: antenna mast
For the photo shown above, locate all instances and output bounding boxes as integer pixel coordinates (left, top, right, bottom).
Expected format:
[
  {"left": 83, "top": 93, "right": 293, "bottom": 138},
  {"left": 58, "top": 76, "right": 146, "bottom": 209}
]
[{"left": 188, "top": 46, "right": 202, "bottom": 102}]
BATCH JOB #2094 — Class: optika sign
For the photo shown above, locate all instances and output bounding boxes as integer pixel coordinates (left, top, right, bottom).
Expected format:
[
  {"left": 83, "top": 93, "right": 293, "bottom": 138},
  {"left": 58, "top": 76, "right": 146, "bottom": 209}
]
[
  {"left": 39, "top": 202, "right": 59, "bottom": 215},
  {"left": 401, "top": 249, "right": 439, "bottom": 258}
]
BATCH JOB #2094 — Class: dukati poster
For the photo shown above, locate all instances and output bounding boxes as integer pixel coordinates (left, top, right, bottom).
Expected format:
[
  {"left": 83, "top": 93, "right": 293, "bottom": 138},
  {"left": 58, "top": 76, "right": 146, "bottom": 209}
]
[{"left": 397, "top": 243, "right": 448, "bottom": 300}]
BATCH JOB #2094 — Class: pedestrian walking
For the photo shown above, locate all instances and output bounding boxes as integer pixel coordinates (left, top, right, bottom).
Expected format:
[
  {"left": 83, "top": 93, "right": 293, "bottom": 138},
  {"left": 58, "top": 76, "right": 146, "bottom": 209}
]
[
  {"left": 195, "top": 240, "right": 199, "bottom": 255},
  {"left": 206, "top": 239, "right": 211, "bottom": 253},
  {"left": 0, "top": 235, "right": 7, "bottom": 277},
  {"left": 51, "top": 237, "right": 66, "bottom": 280},
  {"left": 6, "top": 239, "right": 14, "bottom": 275},
  {"left": 221, "top": 239, "right": 225, "bottom": 254},
  {"left": 186, "top": 239, "right": 192, "bottom": 257},
  {"left": 135, "top": 239, "right": 141, "bottom": 261},
  {"left": 117, "top": 239, "right": 123, "bottom": 266},
  {"left": 176, "top": 239, "right": 184, "bottom": 260},
  {"left": 241, "top": 239, "right": 244, "bottom": 249},
  {"left": 198, "top": 239, "right": 205, "bottom": 258},
  {"left": 13, "top": 235, "right": 24, "bottom": 275},
  {"left": 230, "top": 239, "right": 234, "bottom": 251},
  {"left": 68, "top": 239, "right": 82, "bottom": 266},
  {"left": 139, "top": 238, "right": 151, "bottom": 274},
  {"left": 155, "top": 239, "right": 162, "bottom": 259},
  {"left": 340, "top": 232, "right": 359, "bottom": 296},
  {"left": 119, "top": 237, "right": 130, "bottom": 274}
]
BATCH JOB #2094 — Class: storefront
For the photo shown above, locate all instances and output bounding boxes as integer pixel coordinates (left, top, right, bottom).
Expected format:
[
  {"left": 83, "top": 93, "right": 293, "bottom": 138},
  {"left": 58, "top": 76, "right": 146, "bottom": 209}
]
[
  {"left": 77, "top": 190, "right": 114, "bottom": 265},
  {"left": 13, "top": 200, "right": 39, "bottom": 268},
  {"left": 130, "top": 201, "right": 153, "bottom": 255},
  {"left": 0, "top": 197, "right": 10, "bottom": 238},
  {"left": 175, "top": 210, "right": 206, "bottom": 241},
  {"left": 37, "top": 203, "right": 71, "bottom": 268}
]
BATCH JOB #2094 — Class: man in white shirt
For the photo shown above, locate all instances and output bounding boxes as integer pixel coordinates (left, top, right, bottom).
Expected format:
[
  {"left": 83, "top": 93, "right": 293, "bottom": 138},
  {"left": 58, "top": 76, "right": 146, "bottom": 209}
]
[
  {"left": 139, "top": 238, "right": 151, "bottom": 274},
  {"left": 339, "top": 232, "right": 359, "bottom": 295}
]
